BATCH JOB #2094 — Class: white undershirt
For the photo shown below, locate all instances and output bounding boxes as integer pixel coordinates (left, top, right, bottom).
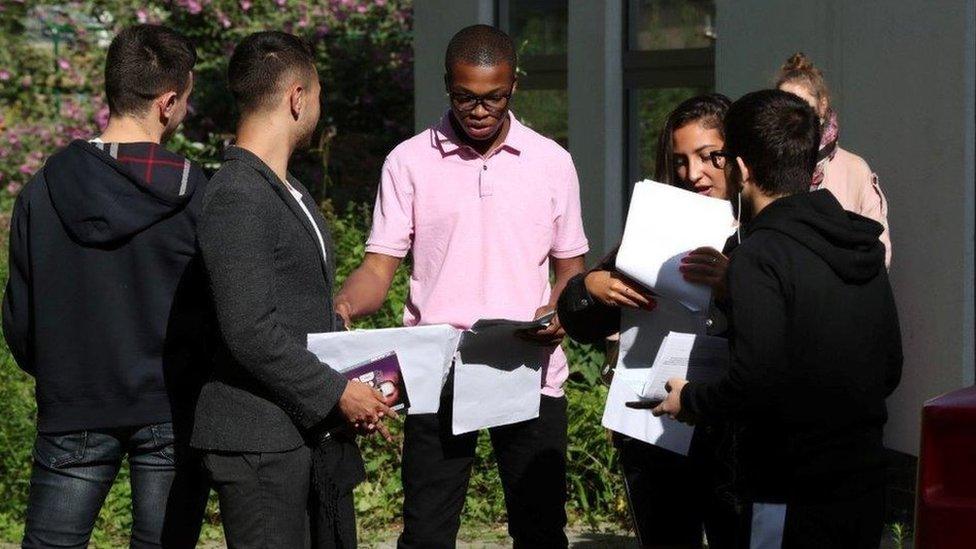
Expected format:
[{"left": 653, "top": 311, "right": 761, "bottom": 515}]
[{"left": 282, "top": 179, "right": 327, "bottom": 263}]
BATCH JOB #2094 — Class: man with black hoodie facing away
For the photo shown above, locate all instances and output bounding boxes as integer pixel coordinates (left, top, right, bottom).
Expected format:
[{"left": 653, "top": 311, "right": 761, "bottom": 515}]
[
  {"left": 652, "top": 89, "right": 902, "bottom": 548},
  {"left": 2, "top": 25, "right": 210, "bottom": 548}
]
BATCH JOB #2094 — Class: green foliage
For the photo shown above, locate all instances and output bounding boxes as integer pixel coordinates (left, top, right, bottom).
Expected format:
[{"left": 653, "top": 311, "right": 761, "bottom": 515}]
[{"left": 0, "top": 0, "right": 414, "bottom": 208}]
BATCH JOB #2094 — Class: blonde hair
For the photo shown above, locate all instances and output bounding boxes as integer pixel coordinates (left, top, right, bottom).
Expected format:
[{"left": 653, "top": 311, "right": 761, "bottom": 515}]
[{"left": 776, "top": 52, "right": 830, "bottom": 109}]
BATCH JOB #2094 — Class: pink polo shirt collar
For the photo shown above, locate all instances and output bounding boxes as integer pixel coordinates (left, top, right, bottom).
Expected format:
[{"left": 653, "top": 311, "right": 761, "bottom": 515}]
[{"left": 430, "top": 111, "right": 528, "bottom": 158}]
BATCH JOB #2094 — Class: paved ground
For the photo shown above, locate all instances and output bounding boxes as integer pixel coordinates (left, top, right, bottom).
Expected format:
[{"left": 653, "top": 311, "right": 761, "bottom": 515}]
[
  {"left": 1, "top": 530, "right": 913, "bottom": 548},
  {"left": 364, "top": 531, "right": 637, "bottom": 548}
]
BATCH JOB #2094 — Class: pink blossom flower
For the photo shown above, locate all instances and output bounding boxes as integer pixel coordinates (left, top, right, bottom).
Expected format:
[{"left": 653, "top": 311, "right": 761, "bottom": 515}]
[
  {"left": 275, "top": 0, "right": 286, "bottom": 6},
  {"left": 57, "top": 58, "right": 70, "bottom": 71},
  {"left": 19, "top": 164, "right": 33, "bottom": 175},
  {"left": 0, "top": 70, "right": 10, "bottom": 81},
  {"left": 239, "top": 0, "right": 252, "bottom": 10},
  {"left": 20, "top": 75, "right": 31, "bottom": 87},
  {"left": 136, "top": 9, "right": 148, "bottom": 23},
  {"left": 7, "top": 182, "right": 23, "bottom": 195},
  {"left": 217, "top": 10, "right": 231, "bottom": 28}
]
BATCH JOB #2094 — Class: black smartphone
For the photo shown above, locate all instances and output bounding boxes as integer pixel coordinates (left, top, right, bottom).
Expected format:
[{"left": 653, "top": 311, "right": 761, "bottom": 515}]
[{"left": 625, "top": 399, "right": 663, "bottom": 409}]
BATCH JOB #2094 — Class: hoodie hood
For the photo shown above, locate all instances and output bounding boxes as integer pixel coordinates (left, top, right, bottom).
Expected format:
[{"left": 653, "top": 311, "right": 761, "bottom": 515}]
[
  {"left": 747, "top": 189, "right": 885, "bottom": 283},
  {"left": 45, "top": 140, "right": 204, "bottom": 245}
]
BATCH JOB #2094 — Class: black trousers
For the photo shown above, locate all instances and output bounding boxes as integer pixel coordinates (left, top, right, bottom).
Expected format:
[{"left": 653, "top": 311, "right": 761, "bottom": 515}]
[
  {"left": 740, "top": 488, "right": 885, "bottom": 549},
  {"left": 398, "top": 388, "right": 569, "bottom": 549},
  {"left": 615, "top": 427, "right": 739, "bottom": 549},
  {"left": 204, "top": 445, "right": 357, "bottom": 549}
]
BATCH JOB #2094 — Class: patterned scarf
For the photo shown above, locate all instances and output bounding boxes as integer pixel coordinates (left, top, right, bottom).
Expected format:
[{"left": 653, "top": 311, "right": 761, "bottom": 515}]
[{"left": 811, "top": 109, "right": 839, "bottom": 190}]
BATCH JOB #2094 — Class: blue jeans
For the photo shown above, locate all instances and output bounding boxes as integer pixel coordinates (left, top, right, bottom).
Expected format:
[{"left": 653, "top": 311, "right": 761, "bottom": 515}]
[{"left": 22, "top": 423, "right": 209, "bottom": 549}]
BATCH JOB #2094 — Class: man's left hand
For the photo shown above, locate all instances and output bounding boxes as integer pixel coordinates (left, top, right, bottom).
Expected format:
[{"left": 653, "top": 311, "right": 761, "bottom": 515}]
[
  {"left": 517, "top": 305, "right": 565, "bottom": 346},
  {"left": 651, "top": 378, "right": 692, "bottom": 424}
]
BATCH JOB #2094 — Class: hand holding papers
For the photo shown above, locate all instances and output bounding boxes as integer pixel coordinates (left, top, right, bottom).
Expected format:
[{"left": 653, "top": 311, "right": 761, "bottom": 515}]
[
  {"left": 628, "top": 332, "right": 729, "bottom": 402},
  {"left": 452, "top": 318, "right": 549, "bottom": 435},
  {"left": 615, "top": 180, "right": 735, "bottom": 312},
  {"left": 602, "top": 304, "right": 712, "bottom": 455},
  {"left": 307, "top": 319, "right": 549, "bottom": 432},
  {"left": 307, "top": 325, "right": 462, "bottom": 415}
]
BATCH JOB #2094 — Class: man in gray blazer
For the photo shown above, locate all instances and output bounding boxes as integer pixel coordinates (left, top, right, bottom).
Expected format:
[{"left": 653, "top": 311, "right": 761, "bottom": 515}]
[{"left": 192, "top": 32, "right": 395, "bottom": 548}]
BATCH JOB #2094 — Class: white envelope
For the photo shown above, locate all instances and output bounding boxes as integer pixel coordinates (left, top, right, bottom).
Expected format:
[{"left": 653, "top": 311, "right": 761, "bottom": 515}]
[{"left": 307, "top": 325, "right": 462, "bottom": 414}]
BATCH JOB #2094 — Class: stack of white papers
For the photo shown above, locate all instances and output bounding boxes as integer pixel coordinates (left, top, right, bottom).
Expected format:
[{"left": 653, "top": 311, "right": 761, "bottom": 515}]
[
  {"left": 452, "top": 318, "right": 549, "bottom": 435},
  {"left": 307, "top": 318, "right": 550, "bottom": 432},
  {"left": 623, "top": 332, "right": 729, "bottom": 401},
  {"left": 603, "top": 302, "right": 711, "bottom": 455},
  {"left": 307, "top": 325, "right": 462, "bottom": 415},
  {"left": 615, "top": 180, "right": 735, "bottom": 312}
]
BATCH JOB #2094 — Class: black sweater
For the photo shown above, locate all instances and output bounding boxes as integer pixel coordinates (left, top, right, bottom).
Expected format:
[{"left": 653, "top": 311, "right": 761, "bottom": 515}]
[
  {"left": 2, "top": 140, "right": 209, "bottom": 433},
  {"left": 681, "top": 190, "right": 902, "bottom": 503}
]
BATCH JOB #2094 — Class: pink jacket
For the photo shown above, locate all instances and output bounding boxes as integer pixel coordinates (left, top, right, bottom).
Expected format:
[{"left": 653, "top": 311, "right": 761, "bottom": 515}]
[{"left": 820, "top": 147, "right": 892, "bottom": 267}]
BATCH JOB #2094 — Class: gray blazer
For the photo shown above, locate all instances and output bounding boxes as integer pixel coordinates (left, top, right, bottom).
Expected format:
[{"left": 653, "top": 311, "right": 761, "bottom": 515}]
[{"left": 191, "top": 146, "right": 347, "bottom": 452}]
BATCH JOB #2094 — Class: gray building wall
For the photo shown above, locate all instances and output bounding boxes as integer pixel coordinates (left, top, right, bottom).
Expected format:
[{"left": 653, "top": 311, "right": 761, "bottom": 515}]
[
  {"left": 568, "top": 0, "right": 624, "bottom": 257},
  {"left": 716, "top": 0, "right": 976, "bottom": 455},
  {"left": 412, "top": 0, "right": 495, "bottom": 132}
]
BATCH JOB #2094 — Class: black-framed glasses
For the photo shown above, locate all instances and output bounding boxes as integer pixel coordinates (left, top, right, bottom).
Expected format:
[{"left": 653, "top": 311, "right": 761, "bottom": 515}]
[
  {"left": 448, "top": 90, "right": 513, "bottom": 114},
  {"left": 709, "top": 150, "right": 736, "bottom": 169}
]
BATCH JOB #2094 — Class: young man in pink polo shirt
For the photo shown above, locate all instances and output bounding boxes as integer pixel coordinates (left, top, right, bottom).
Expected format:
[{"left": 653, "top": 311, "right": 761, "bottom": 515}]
[{"left": 335, "top": 25, "right": 588, "bottom": 549}]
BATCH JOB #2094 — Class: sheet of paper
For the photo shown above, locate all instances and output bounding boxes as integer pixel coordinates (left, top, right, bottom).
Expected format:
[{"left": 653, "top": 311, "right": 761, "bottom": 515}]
[
  {"left": 307, "top": 325, "right": 462, "bottom": 415},
  {"left": 615, "top": 180, "right": 736, "bottom": 312},
  {"left": 451, "top": 319, "right": 547, "bottom": 435},
  {"left": 642, "top": 332, "right": 729, "bottom": 401},
  {"left": 603, "top": 368, "right": 695, "bottom": 455},
  {"left": 617, "top": 298, "right": 709, "bottom": 371},
  {"left": 601, "top": 302, "right": 709, "bottom": 455}
]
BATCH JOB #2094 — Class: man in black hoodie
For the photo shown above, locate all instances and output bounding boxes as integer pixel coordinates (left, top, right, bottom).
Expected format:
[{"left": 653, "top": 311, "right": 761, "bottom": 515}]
[
  {"left": 652, "top": 90, "right": 902, "bottom": 548},
  {"left": 3, "top": 25, "right": 210, "bottom": 548}
]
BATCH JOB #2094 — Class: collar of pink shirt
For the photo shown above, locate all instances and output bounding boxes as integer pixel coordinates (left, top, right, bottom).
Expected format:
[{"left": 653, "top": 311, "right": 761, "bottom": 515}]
[{"left": 429, "top": 110, "right": 529, "bottom": 160}]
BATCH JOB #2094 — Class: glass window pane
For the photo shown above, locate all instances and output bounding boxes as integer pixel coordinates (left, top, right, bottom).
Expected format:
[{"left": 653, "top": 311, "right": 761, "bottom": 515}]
[
  {"left": 512, "top": 89, "right": 568, "bottom": 148},
  {"left": 628, "top": 0, "right": 716, "bottom": 51},
  {"left": 506, "top": 0, "right": 568, "bottom": 56},
  {"left": 632, "top": 87, "right": 709, "bottom": 180}
]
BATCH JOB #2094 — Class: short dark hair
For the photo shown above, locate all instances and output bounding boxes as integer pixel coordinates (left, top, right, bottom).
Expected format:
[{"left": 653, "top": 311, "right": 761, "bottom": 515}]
[
  {"left": 444, "top": 25, "right": 517, "bottom": 79},
  {"left": 724, "top": 89, "right": 820, "bottom": 196},
  {"left": 105, "top": 25, "right": 196, "bottom": 116},
  {"left": 228, "top": 31, "right": 316, "bottom": 114},
  {"left": 655, "top": 93, "right": 732, "bottom": 186}
]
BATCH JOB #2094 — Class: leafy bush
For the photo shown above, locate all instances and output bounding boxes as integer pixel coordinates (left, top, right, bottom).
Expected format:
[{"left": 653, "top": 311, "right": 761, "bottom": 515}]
[{"left": 0, "top": 0, "right": 414, "bottom": 208}]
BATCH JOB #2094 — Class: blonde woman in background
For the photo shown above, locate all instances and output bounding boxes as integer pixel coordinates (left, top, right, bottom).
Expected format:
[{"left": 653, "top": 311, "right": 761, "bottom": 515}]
[{"left": 777, "top": 52, "right": 892, "bottom": 266}]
